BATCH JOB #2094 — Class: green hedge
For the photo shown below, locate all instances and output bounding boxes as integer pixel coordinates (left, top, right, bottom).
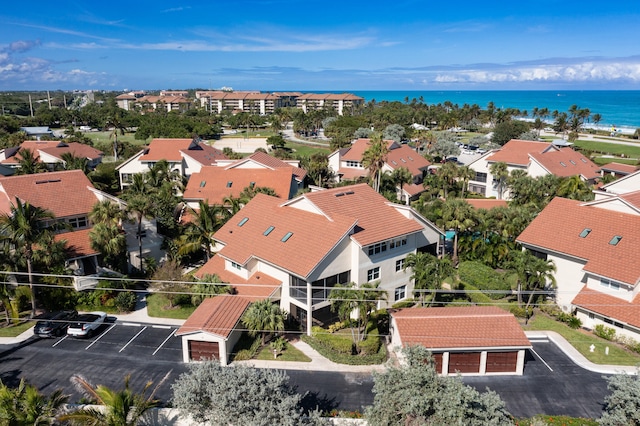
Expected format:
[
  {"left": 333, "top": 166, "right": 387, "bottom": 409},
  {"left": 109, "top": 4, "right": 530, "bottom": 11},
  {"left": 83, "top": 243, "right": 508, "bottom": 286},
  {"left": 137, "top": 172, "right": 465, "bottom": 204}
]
[
  {"left": 302, "top": 326, "right": 387, "bottom": 365},
  {"left": 457, "top": 282, "right": 494, "bottom": 305},
  {"left": 458, "top": 261, "right": 512, "bottom": 300}
]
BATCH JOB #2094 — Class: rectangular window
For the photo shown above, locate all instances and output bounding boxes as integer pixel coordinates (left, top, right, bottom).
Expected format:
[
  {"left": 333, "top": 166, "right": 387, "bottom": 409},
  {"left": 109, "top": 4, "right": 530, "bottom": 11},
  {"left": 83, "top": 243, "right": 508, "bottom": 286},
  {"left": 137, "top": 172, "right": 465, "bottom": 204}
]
[
  {"left": 231, "top": 262, "right": 242, "bottom": 270},
  {"left": 367, "top": 267, "right": 380, "bottom": 281},
  {"left": 226, "top": 181, "right": 233, "bottom": 188},
  {"left": 474, "top": 172, "right": 487, "bottom": 183},
  {"left": 395, "top": 258, "right": 405, "bottom": 272},
  {"left": 394, "top": 285, "right": 406, "bottom": 301},
  {"left": 389, "top": 237, "right": 407, "bottom": 249},
  {"left": 368, "top": 242, "right": 387, "bottom": 256},
  {"left": 601, "top": 278, "right": 620, "bottom": 291},
  {"left": 68, "top": 216, "right": 88, "bottom": 229},
  {"left": 346, "top": 160, "right": 360, "bottom": 167}
]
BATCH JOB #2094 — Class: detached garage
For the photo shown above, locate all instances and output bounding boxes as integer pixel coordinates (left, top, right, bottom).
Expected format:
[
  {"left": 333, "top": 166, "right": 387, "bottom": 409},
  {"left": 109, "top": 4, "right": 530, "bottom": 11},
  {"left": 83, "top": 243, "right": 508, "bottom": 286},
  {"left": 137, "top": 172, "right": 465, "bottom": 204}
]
[
  {"left": 176, "top": 295, "right": 251, "bottom": 366},
  {"left": 390, "top": 306, "right": 531, "bottom": 376}
]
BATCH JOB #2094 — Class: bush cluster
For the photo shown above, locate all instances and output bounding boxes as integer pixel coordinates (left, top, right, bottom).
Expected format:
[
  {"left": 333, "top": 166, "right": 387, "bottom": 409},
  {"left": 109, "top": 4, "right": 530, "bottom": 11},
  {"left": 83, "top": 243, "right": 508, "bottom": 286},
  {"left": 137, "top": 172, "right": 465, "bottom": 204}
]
[
  {"left": 556, "top": 312, "right": 582, "bottom": 329},
  {"left": 457, "top": 282, "right": 493, "bottom": 305},
  {"left": 594, "top": 324, "right": 616, "bottom": 341},
  {"left": 457, "top": 261, "right": 512, "bottom": 300}
]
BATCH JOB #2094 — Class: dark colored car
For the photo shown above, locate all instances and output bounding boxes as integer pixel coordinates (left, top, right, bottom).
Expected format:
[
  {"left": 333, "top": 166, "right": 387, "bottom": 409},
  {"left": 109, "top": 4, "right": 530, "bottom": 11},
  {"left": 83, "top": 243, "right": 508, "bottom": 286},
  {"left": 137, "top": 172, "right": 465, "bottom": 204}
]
[{"left": 33, "top": 310, "right": 78, "bottom": 338}]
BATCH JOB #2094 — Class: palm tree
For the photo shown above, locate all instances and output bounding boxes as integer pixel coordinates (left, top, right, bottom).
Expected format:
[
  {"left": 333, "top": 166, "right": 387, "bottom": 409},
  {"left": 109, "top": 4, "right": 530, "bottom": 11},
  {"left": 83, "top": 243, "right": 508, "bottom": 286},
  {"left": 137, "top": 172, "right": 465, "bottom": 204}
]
[
  {"left": 391, "top": 166, "right": 413, "bottom": 204},
  {"left": 242, "top": 299, "right": 285, "bottom": 345},
  {"left": 362, "top": 133, "right": 389, "bottom": 193},
  {"left": 178, "top": 201, "right": 228, "bottom": 261},
  {"left": 62, "top": 373, "right": 168, "bottom": 426},
  {"left": 557, "top": 175, "right": 592, "bottom": 201},
  {"left": 90, "top": 199, "right": 126, "bottom": 227},
  {"left": 0, "top": 198, "right": 56, "bottom": 316},
  {"left": 442, "top": 198, "right": 476, "bottom": 263},
  {"left": 0, "top": 379, "right": 68, "bottom": 425},
  {"left": 438, "top": 161, "right": 459, "bottom": 199},
  {"left": 16, "top": 149, "right": 47, "bottom": 175},
  {"left": 489, "top": 161, "right": 509, "bottom": 200},
  {"left": 457, "top": 165, "right": 475, "bottom": 198},
  {"left": 123, "top": 174, "right": 155, "bottom": 273},
  {"left": 60, "top": 152, "right": 90, "bottom": 174},
  {"left": 89, "top": 223, "right": 127, "bottom": 271},
  {"left": 404, "top": 252, "right": 454, "bottom": 306},
  {"left": 106, "top": 114, "right": 127, "bottom": 161}
]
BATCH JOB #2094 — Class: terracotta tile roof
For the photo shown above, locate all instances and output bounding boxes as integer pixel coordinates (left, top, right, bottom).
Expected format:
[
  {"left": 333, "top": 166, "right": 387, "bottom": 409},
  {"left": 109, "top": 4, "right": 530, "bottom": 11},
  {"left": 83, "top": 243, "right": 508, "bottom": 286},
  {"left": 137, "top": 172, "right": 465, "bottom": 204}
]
[
  {"left": 176, "top": 295, "right": 251, "bottom": 338},
  {"left": 302, "top": 184, "right": 426, "bottom": 247},
  {"left": 600, "top": 162, "right": 639, "bottom": 175},
  {"left": 619, "top": 191, "right": 640, "bottom": 210},
  {"left": 180, "top": 143, "right": 227, "bottom": 166},
  {"left": 572, "top": 287, "right": 640, "bottom": 329},
  {"left": 336, "top": 167, "right": 367, "bottom": 180},
  {"left": 214, "top": 193, "right": 357, "bottom": 278},
  {"left": 296, "top": 93, "right": 363, "bottom": 101},
  {"left": 183, "top": 166, "right": 296, "bottom": 202},
  {"left": 517, "top": 197, "right": 640, "bottom": 285},
  {"left": 341, "top": 139, "right": 374, "bottom": 161},
  {"left": 392, "top": 306, "right": 530, "bottom": 349},
  {"left": 0, "top": 170, "right": 99, "bottom": 218},
  {"left": 229, "top": 151, "right": 307, "bottom": 181},
  {"left": 465, "top": 199, "right": 508, "bottom": 210},
  {"left": 40, "top": 142, "right": 103, "bottom": 161},
  {"left": 487, "top": 139, "right": 551, "bottom": 166},
  {"left": 1, "top": 141, "right": 63, "bottom": 164},
  {"left": 54, "top": 228, "right": 98, "bottom": 259},
  {"left": 194, "top": 255, "right": 281, "bottom": 299},
  {"left": 529, "top": 148, "right": 600, "bottom": 179},
  {"left": 139, "top": 138, "right": 195, "bottom": 162},
  {"left": 386, "top": 145, "right": 431, "bottom": 177},
  {"left": 116, "top": 93, "right": 136, "bottom": 100},
  {"left": 403, "top": 182, "right": 426, "bottom": 197}
]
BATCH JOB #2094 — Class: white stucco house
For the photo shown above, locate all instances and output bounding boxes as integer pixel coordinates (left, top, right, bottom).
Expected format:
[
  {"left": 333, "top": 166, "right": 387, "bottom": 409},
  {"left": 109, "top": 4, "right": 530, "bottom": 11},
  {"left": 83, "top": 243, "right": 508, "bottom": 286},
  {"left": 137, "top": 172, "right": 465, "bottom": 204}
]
[
  {"left": 193, "top": 183, "right": 444, "bottom": 334},
  {"left": 466, "top": 139, "right": 600, "bottom": 199}
]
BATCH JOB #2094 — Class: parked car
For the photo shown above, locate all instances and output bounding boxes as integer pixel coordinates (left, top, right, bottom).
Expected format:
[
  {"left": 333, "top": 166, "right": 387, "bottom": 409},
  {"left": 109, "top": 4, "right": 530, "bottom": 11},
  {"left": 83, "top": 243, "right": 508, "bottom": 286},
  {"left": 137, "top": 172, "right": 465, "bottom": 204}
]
[
  {"left": 67, "top": 311, "right": 107, "bottom": 338},
  {"left": 34, "top": 310, "right": 78, "bottom": 338}
]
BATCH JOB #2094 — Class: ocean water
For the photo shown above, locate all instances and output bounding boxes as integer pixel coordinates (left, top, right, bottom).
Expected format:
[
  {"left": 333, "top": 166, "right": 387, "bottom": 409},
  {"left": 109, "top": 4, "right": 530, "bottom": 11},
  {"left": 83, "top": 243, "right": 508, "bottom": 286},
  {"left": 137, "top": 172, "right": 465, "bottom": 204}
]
[{"left": 348, "top": 90, "right": 640, "bottom": 130}]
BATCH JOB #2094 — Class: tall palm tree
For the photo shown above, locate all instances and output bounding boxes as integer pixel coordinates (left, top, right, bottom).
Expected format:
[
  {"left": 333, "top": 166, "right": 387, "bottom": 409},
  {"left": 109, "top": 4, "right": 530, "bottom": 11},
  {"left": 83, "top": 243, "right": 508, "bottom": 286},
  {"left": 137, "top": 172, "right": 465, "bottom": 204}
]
[
  {"left": 391, "top": 166, "right": 413, "bottom": 204},
  {"left": 457, "top": 165, "right": 475, "bottom": 198},
  {"left": 489, "top": 161, "right": 509, "bottom": 200},
  {"left": 60, "top": 152, "right": 90, "bottom": 174},
  {"left": 557, "top": 175, "right": 592, "bottom": 201},
  {"left": 362, "top": 133, "right": 389, "bottom": 193},
  {"left": 123, "top": 174, "right": 155, "bottom": 273},
  {"left": 242, "top": 299, "right": 285, "bottom": 345},
  {"left": 62, "top": 373, "right": 168, "bottom": 426},
  {"left": 442, "top": 198, "right": 476, "bottom": 263},
  {"left": 404, "top": 252, "right": 454, "bottom": 306},
  {"left": 178, "top": 201, "right": 226, "bottom": 261},
  {"left": 0, "top": 378, "right": 68, "bottom": 425},
  {"left": 90, "top": 199, "right": 126, "bottom": 227},
  {"left": 0, "top": 198, "right": 56, "bottom": 316},
  {"left": 106, "top": 114, "right": 127, "bottom": 161},
  {"left": 16, "top": 149, "right": 47, "bottom": 175}
]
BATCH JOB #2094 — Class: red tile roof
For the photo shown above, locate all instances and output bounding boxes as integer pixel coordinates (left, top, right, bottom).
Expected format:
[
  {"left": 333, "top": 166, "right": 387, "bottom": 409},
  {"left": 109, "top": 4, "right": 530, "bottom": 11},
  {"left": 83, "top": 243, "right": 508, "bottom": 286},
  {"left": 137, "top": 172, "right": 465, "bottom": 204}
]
[
  {"left": 183, "top": 166, "right": 296, "bottom": 203},
  {"left": 386, "top": 145, "right": 431, "bottom": 177},
  {"left": 341, "top": 138, "right": 374, "bottom": 162},
  {"left": 229, "top": 151, "right": 307, "bottom": 181},
  {"left": 176, "top": 295, "right": 251, "bottom": 338},
  {"left": 517, "top": 197, "right": 640, "bottom": 285},
  {"left": 139, "top": 139, "right": 195, "bottom": 162},
  {"left": 213, "top": 193, "right": 356, "bottom": 278},
  {"left": 465, "top": 199, "right": 508, "bottom": 210},
  {"left": 180, "top": 143, "right": 227, "bottom": 166},
  {"left": 194, "top": 255, "right": 281, "bottom": 299},
  {"left": 529, "top": 148, "right": 600, "bottom": 179},
  {"left": 303, "top": 184, "right": 425, "bottom": 247},
  {"left": 40, "top": 142, "right": 103, "bottom": 161},
  {"left": 619, "top": 190, "right": 640, "bottom": 210},
  {"left": 337, "top": 167, "right": 367, "bottom": 180},
  {"left": 0, "top": 170, "right": 99, "bottom": 218},
  {"left": 600, "top": 162, "right": 639, "bottom": 175},
  {"left": 572, "top": 287, "right": 640, "bottom": 329},
  {"left": 392, "top": 306, "right": 530, "bottom": 349},
  {"left": 54, "top": 228, "right": 98, "bottom": 259},
  {"left": 486, "top": 139, "right": 551, "bottom": 166}
]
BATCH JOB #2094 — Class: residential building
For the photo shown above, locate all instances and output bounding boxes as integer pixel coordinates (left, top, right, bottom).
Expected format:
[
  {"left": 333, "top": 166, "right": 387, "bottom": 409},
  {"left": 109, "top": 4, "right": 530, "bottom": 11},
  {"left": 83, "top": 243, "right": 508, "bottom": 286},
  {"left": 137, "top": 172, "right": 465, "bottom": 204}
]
[
  {"left": 599, "top": 162, "right": 639, "bottom": 179},
  {"left": 19, "top": 126, "right": 53, "bottom": 140},
  {"left": 295, "top": 93, "right": 364, "bottom": 116},
  {"left": 0, "top": 141, "right": 103, "bottom": 171},
  {"left": 466, "top": 139, "right": 600, "bottom": 199},
  {"left": 116, "top": 138, "right": 227, "bottom": 190},
  {"left": 182, "top": 152, "right": 306, "bottom": 207},
  {"left": 0, "top": 170, "right": 161, "bottom": 288},
  {"left": 390, "top": 306, "right": 530, "bottom": 375},
  {"left": 194, "top": 183, "right": 443, "bottom": 334},
  {"left": 328, "top": 138, "right": 431, "bottom": 203},
  {"left": 195, "top": 91, "right": 283, "bottom": 115},
  {"left": 517, "top": 193, "right": 640, "bottom": 341}
]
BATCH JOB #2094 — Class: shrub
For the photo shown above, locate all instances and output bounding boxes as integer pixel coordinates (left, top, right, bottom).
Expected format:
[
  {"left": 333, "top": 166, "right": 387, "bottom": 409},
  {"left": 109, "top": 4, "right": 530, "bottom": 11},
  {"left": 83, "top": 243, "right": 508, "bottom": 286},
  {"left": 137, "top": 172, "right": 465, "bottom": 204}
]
[
  {"left": 566, "top": 316, "right": 582, "bottom": 329},
  {"left": 359, "top": 335, "right": 382, "bottom": 356},
  {"left": 538, "top": 301, "right": 562, "bottom": 317},
  {"left": 594, "top": 324, "right": 616, "bottom": 341},
  {"left": 311, "top": 327, "right": 354, "bottom": 355},
  {"left": 327, "top": 321, "right": 346, "bottom": 333},
  {"left": 114, "top": 291, "right": 137, "bottom": 313},
  {"left": 509, "top": 305, "right": 532, "bottom": 319},
  {"left": 457, "top": 282, "right": 493, "bottom": 305},
  {"left": 392, "top": 299, "right": 416, "bottom": 309},
  {"left": 233, "top": 336, "right": 262, "bottom": 360},
  {"left": 458, "top": 261, "right": 511, "bottom": 300}
]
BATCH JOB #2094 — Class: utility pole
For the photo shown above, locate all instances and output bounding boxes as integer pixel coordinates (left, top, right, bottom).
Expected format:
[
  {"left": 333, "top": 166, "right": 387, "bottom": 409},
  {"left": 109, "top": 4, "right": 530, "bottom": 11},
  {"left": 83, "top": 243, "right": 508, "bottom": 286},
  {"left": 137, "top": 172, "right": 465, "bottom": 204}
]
[
  {"left": 47, "top": 90, "right": 52, "bottom": 109},
  {"left": 28, "top": 94, "right": 34, "bottom": 117}
]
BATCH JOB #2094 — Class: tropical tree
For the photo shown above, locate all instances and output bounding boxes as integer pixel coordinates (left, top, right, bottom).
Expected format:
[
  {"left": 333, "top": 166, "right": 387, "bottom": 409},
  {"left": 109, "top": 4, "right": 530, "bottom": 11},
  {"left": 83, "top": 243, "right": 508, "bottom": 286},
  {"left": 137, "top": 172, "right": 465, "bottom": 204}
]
[
  {"left": 0, "top": 198, "right": 56, "bottom": 316},
  {"left": 489, "top": 161, "right": 509, "bottom": 200},
  {"left": 16, "top": 149, "right": 47, "bottom": 175},
  {"left": 362, "top": 133, "right": 389, "bottom": 193},
  {"left": 507, "top": 250, "right": 556, "bottom": 313},
  {"left": 89, "top": 222, "right": 127, "bottom": 271},
  {"left": 61, "top": 373, "right": 168, "bottom": 426},
  {"left": 328, "top": 281, "right": 385, "bottom": 348},
  {"left": 442, "top": 198, "right": 476, "bottom": 263},
  {"left": 122, "top": 174, "right": 155, "bottom": 273},
  {"left": 438, "top": 161, "right": 460, "bottom": 199},
  {"left": 190, "top": 274, "right": 232, "bottom": 306},
  {"left": 391, "top": 166, "right": 413, "bottom": 204},
  {"left": 457, "top": 165, "right": 475, "bottom": 198},
  {"left": 178, "top": 202, "right": 226, "bottom": 261},
  {"left": 404, "top": 252, "right": 454, "bottom": 306},
  {"left": 106, "top": 113, "right": 127, "bottom": 161},
  {"left": 60, "top": 152, "right": 90, "bottom": 174},
  {"left": 557, "top": 175, "right": 593, "bottom": 201},
  {"left": 0, "top": 378, "right": 68, "bottom": 425},
  {"left": 599, "top": 371, "right": 640, "bottom": 426},
  {"left": 242, "top": 299, "right": 286, "bottom": 345},
  {"left": 366, "top": 346, "right": 513, "bottom": 425}
]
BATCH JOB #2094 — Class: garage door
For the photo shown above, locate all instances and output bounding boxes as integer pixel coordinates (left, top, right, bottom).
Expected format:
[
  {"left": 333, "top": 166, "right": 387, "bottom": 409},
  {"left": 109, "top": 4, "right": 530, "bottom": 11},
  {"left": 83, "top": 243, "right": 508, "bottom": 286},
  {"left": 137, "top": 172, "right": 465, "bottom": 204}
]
[
  {"left": 448, "top": 352, "right": 480, "bottom": 374},
  {"left": 189, "top": 340, "right": 219, "bottom": 361},
  {"left": 486, "top": 351, "right": 518, "bottom": 373}
]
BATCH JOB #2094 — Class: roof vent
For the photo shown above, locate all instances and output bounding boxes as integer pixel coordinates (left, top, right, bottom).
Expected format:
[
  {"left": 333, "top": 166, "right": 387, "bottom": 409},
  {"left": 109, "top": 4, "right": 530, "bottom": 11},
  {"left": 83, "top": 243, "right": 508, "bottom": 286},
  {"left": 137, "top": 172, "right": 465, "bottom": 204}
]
[
  {"left": 570, "top": 160, "right": 576, "bottom": 165},
  {"left": 345, "top": 191, "right": 355, "bottom": 195},
  {"left": 335, "top": 192, "right": 345, "bottom": 197},
  {"left": 35, "top": 179, "right": 62, "bottom": 184},
  {"left": 580, "top": 158, "right": 587, "bottom": 163}
]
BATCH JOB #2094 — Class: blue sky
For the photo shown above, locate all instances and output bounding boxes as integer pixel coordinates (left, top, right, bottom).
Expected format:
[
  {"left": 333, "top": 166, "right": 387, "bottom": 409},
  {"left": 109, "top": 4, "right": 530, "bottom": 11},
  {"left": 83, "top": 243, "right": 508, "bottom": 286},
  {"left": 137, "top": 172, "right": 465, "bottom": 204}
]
[{"left": 1, "top": 0, "right": 640, "bottom": 91}]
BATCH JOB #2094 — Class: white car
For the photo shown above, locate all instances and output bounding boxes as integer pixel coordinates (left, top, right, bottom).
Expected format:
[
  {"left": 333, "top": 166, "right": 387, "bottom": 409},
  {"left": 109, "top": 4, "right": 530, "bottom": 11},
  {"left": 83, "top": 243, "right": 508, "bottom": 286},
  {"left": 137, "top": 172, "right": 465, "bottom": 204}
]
[{"left": 67, "top": 311, "right": 107, "bottom": 338}]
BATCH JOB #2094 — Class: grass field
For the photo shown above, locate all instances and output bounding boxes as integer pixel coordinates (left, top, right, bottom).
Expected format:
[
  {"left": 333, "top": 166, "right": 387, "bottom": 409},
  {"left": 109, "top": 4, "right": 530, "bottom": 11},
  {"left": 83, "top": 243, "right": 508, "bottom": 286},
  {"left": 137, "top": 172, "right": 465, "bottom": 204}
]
[
  {"left": 0, "top": 320, "right": 34, "bottom": 337},
  {"left": 146, "top": 293, "right": 196, "bottom": 320},
  {"left": 255, "top": 342, "right": 312, "bottom": 362},
  {"left": 84, "top": 131, "right": 149, "bottom": 147},
  {"left": 525, "top": 314, "right": 640, "bottom": 365},
  {"left": 573, "top": 139, "right": 640, "bottom": 158}
]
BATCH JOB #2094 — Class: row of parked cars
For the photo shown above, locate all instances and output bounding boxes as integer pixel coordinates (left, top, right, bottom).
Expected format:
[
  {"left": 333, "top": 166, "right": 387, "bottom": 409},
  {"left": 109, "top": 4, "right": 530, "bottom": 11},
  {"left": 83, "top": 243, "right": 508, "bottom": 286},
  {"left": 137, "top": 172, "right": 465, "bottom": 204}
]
[{"left": 34, "top": 310, "right": 108, "bottom": 338}]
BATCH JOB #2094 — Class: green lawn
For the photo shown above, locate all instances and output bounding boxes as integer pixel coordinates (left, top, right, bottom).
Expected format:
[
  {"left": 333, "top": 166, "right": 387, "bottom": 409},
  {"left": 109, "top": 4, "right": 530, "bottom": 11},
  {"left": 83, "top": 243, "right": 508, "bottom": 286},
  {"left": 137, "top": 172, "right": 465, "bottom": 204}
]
[
  {"left": 0, "top": 320, "right": 35, "bottom": 337},
  {"left": 286, "top": 140, "right": 331, "bottom": 157},
  {"left": 146, "top": 293, "right": 196, "bottom": 320},
  {"left": 84, "top": 131, "right": 149, "bottom": 147},
  {"left": 525, "top": 314, "right": 640, "bottom": 365},
  {"left": 255, "top": 342, "right": 312, "bottom": 362},
  {"left": 572, "top": 139, "right": 640, "bottom": 158}
]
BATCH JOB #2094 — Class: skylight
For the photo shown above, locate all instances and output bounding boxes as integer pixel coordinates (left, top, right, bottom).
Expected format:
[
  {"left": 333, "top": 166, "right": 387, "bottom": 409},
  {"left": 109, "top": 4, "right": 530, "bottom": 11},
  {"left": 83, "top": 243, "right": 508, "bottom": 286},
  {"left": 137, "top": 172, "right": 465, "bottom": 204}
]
[
  {"left": 281, "top": 232, "right": 293, "bottom": 242},
  {"left": 226, "top": 181, "right": 233, "bottom": 188},
  {"left": 199, "top": 181, "right": 206, "bottom": 188},
  {"left": 250, "top": 181, "right": 256, "bottom": 188},
  {"left": 238, "top": 217, "right": 249, "bottom": 227},
  {"left": 560, "top": 162, "right": 567, "bottom": 167},
  {"left": 570, "top": 160, "right": 576, "bottom": 165},
  {"left": 579, "top": 228, "right": 591, "bottom": 238},
  {"left": 263, "top": 226, "right": 274, "bottom": 236},
  {"left": 609, "top": 235, "right": 622, "bottom": 246},
  {"left": 580, "top": 158, "right": 587, "bottom": 163}
]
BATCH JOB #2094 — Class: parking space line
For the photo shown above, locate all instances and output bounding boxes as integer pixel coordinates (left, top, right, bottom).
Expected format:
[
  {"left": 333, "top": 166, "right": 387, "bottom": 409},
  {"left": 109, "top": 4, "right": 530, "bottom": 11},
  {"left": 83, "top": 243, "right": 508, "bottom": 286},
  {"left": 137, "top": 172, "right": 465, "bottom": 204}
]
[
  {"left": 152, "top": 325, "right": 171, "bottom": 329},
  {"left": 85, "top": 323, "right": 116, "bottom": 350},
  {"left": 121, "top": 322, "right": 143, "bottom": 327},
  {"left": 52, "top": 335, "right": 68, "bottom": 347},
  {"left": 153, "top": 329, "right": 176, "bottom": 356},
  {"left": 530, "top": 348, "right": 553, "bottom": 371},
  {"left": 119, "top": 326, "right": 147, "bottom": 353}
]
